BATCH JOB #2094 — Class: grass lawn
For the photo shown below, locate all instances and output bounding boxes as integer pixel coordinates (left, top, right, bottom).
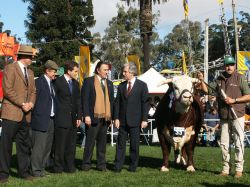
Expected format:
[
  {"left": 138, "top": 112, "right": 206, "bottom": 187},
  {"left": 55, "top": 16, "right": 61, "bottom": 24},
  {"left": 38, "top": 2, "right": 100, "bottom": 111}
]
[{"left": 3, "top": 144, "right": 250, "bottom": 187}]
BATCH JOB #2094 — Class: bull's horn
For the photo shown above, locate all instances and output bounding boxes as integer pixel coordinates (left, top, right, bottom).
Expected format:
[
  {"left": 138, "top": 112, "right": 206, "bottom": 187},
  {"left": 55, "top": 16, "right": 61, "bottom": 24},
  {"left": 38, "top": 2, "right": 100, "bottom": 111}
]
[
  {"left": 191, "top": 78, "right": 200, "bottom": 83},
  {"left": 157, "top": 78, "right": 173, "bottom": 87}
]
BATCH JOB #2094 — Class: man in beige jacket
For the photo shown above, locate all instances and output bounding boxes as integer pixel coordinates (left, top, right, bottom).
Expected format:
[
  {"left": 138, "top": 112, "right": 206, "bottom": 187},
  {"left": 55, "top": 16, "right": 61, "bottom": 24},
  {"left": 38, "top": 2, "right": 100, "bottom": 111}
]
[{"left": 0, "top": 45, "right": 36, "bottom": 183}]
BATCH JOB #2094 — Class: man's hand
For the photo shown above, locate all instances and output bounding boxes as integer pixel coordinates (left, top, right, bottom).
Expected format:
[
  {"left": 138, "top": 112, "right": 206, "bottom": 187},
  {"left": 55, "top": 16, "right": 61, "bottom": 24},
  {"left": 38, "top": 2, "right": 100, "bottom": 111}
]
[
  {"left": 197, "top": 72, "right": 203, "bottom": 81},
  {"left": 85, "top": 116, "right": 91, "bottom": 127},
  {"left": 76, "top": 120, "right": 81, "bottom": 128},
  {"left": 141, "top": 121, "right": 148, "bottom": 129},
  {"left": 22, "top": 103, "right": 31, "bottom": 112},
  {"left": 114, "top": 119, "right": 120, "bottom": 129},
  {"left": 225, "top": 97, "right": 235, "bottom": 105}
]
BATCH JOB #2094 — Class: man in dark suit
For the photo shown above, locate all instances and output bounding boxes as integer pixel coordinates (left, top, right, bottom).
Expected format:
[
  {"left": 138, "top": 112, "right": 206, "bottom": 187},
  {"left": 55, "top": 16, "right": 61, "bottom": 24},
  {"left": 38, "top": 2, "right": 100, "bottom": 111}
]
[
  {"left": 81, "top": 61, "right": 114, "bottom": 171},
  {"left": 0, "top": 45, "right": 36, "bottom": 183},
  {"left": 114, "top": 62, "right": 149, "bottom": 172},
  {"left": 30, "top": 60, "right": 58, "bottom": 177},
  {"left": 53, "top": 61, "right": 81, "bottom": 173}
]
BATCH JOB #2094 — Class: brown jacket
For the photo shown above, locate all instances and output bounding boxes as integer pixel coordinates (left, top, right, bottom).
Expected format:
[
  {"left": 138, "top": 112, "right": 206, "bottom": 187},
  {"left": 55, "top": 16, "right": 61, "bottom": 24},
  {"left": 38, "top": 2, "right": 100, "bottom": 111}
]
[{"left": 1, "top": 62, "right": 36, "bottom": 123}]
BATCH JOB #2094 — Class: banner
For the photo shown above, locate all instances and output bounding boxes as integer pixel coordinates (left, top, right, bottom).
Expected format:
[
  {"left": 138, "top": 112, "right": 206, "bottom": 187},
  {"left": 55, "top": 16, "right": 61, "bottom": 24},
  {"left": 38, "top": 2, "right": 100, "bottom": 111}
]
[
  {"left": 237, "top": 51, "right": 250, "bottom": 74},
  {"left": 182, "top": 51, "right": 188, "bottom": 75},
  {"left": 79, "top": 46, "right": 90, "bottom": 87},
  {"left": 217, "top": 0, "right": 224, "bottom": 4},
  {"left": 183, "top": 0, "right": 189, "bottom": 17},
  {"left": 0, "top": 33, "right": 15, "bottom": 57},
  {"left": 127, "top": 55, "right": 141, "bottom": 75}
]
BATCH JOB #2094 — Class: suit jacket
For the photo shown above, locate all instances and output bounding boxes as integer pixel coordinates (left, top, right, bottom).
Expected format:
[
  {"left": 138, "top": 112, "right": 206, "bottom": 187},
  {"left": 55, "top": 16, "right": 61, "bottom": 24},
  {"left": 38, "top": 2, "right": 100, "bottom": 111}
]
[
  {"left": 31, "top": 75, "right": 54, "bottom": 132},
  {"left": 114, "top": 79, "right": 149, "bottom": 127},
  {"left": 1, "top": 62, "right": 36, "bottom": 123},
  {"left": 81, "top": 76, "right": 114, "bottom": 124},
  {"left": 54, "top": 75, "right": 81, "bottom": 128}
]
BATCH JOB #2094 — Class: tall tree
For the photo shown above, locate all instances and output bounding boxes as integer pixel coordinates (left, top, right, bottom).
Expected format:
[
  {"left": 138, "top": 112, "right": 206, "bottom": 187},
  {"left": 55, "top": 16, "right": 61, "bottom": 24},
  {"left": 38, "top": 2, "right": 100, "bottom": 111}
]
[
  {"left": 154, "top": 20, "right": 203, "bottom": 70},
  {"left": 123, "top": 0, "right": 169, "bottom": 72},
  {"left": 94, "top": 5, "right": 160, "bottom": 79},
  {"left": 23, "top": 0, "right": 95, "bottom": 65}
]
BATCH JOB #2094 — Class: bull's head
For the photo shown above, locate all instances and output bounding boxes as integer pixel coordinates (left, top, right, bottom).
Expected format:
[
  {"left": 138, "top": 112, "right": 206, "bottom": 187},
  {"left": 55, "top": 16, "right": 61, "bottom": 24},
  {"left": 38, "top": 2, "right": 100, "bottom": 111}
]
[{"left": 165, "top": 75, "right": 199, "bottom": 108}]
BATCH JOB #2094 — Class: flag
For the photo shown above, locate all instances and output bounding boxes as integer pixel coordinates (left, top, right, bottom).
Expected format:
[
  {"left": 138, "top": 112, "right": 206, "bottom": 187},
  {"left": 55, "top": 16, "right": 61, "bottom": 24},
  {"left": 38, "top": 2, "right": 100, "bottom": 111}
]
[
  {"left": 237, "top": 51, "right": 250, "bottom": 74},
  {"left": 127, "top": 55, "right": 141, "bottom": 75},
  {"left": 79, "top": 46, "right": 91, "bottom": 87},
  {"left": 0, "top": 33, "right": 8, "bottom": 56},
  {"left": 217, "top": 0, "right": 224, "bottom": 4},
  {"left": 183, "top": 0, "right": 188, "bottom": 17},
  {"left": 74, "top": 56, "right": 80, "bottom": 64},
  {"left": 182, "top": 50, "right": 188, "bottom": 75}
]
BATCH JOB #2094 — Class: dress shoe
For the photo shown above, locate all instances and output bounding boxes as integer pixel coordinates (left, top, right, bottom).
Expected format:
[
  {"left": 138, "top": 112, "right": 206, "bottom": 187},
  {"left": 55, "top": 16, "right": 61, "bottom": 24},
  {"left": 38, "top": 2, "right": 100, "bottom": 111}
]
[
  {"left": 97, "top": 167, "right": 107, "bottom": 172},
  {"left": 128, "top": 168, "right": 136, "bottom": 172},
  {"left": 23, "top": 175, "right": 35, "bottom": 181},
  {"left": 81, "top": 166, "right": 91, "bottom": 171},
  {"left": 219, "top": 171, "right": 229, "bottom": 176},
  {"left": 113, "top": 168, "right": 121, "bottom": 173},
  {"left": 0, "top": 178, "right": 8, "bottom": 184},
  {"left": 234, "top": 171, "right": 243, "bottom": 178}
]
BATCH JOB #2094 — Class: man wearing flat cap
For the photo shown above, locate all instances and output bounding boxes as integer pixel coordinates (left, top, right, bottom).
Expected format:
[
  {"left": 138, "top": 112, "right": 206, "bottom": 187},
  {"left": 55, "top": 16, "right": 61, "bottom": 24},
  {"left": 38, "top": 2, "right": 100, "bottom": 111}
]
[
  {"left": 0, "top": 45, "right": 36, "bottom": 183},
  {"left": 30, "top": 60, "right": 59, "bottom": 177}
]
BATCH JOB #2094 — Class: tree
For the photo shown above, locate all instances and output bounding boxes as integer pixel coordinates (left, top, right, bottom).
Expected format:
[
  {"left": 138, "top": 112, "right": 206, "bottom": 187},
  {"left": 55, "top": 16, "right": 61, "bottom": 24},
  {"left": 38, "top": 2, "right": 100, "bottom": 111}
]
[
  {"left": 154, "top": 20, "right": 203, "bottom": 70},
  {"left": 123, "top": 0, "right": 169, "bottom": 72},
  {"left": 23, "top": 0, "right": 95, "bottom": 66},
  {"left": 94, "top": 5, "right": 160, "bottom": 78}
]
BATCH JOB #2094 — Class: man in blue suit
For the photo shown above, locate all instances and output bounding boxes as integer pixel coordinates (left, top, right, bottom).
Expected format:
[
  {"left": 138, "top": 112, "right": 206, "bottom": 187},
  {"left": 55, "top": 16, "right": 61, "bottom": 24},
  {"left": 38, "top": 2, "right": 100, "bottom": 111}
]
[{"left": 30, "top": 60, "right": 58, "bottom": 177}]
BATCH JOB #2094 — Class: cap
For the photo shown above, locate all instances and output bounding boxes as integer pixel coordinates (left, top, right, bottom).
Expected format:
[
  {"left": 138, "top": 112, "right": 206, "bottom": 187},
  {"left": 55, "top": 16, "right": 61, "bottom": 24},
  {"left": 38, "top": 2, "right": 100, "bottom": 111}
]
[
  {"left": 44, "top": 60, "right": 59, "bottom": 70},
  {"left": 224, "top": 56, "right": 235, "bottom": 65}
]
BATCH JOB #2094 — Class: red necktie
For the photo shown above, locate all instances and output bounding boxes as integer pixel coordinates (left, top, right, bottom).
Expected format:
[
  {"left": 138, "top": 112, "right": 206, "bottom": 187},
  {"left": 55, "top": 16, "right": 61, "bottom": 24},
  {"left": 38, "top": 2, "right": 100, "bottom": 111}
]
[{"left": 127, "top": 81, "right": 132, "bottom": 96}]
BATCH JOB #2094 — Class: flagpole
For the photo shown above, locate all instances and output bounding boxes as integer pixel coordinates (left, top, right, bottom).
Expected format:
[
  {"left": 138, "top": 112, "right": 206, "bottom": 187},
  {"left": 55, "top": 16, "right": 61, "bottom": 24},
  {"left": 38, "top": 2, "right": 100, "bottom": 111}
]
[
  {"left": 204, "top": 19, "right": 209, "bottom": 84},
  {"left": 232, "top": 0, "right": 240, "bottom": 70}
]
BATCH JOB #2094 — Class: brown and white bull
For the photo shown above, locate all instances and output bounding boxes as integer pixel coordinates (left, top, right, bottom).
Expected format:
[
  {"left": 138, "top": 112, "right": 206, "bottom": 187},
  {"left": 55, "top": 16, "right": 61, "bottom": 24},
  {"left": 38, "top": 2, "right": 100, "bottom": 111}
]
[{"left": 155, "top": 75, "right": 203, "bottom": 172}]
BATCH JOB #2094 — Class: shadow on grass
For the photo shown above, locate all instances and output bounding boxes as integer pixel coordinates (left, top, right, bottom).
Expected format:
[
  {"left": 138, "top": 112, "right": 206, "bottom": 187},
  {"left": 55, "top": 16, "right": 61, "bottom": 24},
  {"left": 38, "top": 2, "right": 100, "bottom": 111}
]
[{"left": 201, "top": 182, "right": 249, "bottom": 187}]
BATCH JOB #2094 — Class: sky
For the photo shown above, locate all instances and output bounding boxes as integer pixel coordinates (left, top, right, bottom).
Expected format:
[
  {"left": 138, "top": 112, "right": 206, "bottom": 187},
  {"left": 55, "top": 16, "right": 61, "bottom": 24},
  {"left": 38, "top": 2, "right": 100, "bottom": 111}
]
[{"left": 0, "top": 0, "right": 249, "bottom": 44}]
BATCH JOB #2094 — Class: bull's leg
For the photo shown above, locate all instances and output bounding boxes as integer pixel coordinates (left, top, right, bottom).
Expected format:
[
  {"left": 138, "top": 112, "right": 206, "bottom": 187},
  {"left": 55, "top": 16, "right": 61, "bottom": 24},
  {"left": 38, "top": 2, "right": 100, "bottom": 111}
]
[
  {"left": 180, "top": 147, "right": 187, "bottom": 166},
  {"left": 158, "top": 131, "right": 171, "bottom": 172},
  {"left": 185, "top": 137, "right": 196, "bottom": 172}
]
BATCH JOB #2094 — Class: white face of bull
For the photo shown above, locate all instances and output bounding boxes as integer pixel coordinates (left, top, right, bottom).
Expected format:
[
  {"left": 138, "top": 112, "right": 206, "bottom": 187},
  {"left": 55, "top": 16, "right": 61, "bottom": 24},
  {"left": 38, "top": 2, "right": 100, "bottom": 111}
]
[{"left": 172, "top": 75, "right": 196, "bottom": 106}]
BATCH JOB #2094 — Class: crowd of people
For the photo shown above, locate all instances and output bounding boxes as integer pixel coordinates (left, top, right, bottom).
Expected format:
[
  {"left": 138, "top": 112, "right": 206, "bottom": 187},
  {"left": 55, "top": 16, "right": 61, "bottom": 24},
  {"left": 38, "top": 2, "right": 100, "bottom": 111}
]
[{"left": 0, "top": 45, "right": 249, "bottom": 183}]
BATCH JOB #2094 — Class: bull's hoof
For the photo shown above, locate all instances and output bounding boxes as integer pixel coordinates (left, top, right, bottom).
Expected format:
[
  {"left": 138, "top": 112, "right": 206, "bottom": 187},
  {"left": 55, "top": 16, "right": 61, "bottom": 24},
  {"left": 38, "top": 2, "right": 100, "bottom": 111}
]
[
  {"left": 160, "top": 166, "right": 169, "bottom": 172},
  {"left": 186, "top": 165, "right": 195, "bottom": 172}
]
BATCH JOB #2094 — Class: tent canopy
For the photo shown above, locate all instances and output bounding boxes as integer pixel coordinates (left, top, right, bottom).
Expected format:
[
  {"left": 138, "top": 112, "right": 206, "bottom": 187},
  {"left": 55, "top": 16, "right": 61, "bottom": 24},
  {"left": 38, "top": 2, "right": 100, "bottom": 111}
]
[{"left": 138, "top": 68, "right": 168, "bottom": 94}]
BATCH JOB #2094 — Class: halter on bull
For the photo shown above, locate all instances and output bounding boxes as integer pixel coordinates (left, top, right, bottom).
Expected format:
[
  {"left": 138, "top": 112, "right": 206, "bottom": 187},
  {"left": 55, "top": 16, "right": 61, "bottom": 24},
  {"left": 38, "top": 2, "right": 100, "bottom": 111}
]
[{"left": 155, "top": 75, "right": 204, "bottom": 172}]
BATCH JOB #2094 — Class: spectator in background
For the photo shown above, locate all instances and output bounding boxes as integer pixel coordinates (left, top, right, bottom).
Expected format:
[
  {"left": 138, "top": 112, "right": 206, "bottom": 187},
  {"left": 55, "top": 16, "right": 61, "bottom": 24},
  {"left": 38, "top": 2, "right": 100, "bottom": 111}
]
[
  {"left": 81, "top": 61, "right": 114, "bottom": 172},
  {"left": 30, "top": 60, "right": 58, "bottom": 177},
  {"left": 113, "top": 62, "right": 149, "bottom": 172},
  {"left": 53, "top": 61, "right": 81, "bottom": 173},
  {"left": 203, "top": 107, "right": 220, "bottom": 147},
  {"left": 205, "top": 94, "right": 218, "bottom": 113},
  {"left": 0, "top": 45, "right": 36, "bottom": 183}
]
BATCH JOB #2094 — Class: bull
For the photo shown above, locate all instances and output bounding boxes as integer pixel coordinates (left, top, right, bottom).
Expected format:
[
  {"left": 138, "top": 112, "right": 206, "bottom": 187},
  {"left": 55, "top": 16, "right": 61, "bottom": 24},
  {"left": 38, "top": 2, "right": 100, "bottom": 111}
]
[{"left": 155, "top": 75, "right": 204, "bottom": 172}]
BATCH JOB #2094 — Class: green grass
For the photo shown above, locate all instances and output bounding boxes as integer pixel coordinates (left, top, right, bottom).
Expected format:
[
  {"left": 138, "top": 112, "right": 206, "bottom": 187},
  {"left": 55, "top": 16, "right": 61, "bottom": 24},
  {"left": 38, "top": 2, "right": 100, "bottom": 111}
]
[{"left": 3, "top": 145, "right": 250, "bottom": 187}]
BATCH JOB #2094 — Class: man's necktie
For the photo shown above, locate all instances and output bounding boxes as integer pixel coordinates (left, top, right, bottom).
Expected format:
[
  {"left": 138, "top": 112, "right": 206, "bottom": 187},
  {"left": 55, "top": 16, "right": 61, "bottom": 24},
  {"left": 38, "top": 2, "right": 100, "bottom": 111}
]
[
  {"left": 50, "top": 81, "right": 55, "bottom": 98},
  {"left": 127, "top": 81, "right": 132, "bottom": 96},
  {"left": 68, "top": 79, "right": 73, "bottom": 94},
  {"left": 24, "top": 67, "right": 28, "bottom": 84}
]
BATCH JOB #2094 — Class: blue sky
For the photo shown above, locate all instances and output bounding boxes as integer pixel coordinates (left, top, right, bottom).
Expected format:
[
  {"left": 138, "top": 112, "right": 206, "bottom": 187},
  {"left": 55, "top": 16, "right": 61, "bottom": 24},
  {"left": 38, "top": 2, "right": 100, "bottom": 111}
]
[{"left": 0, "top": 0, "right": 249, "bottom": 44}]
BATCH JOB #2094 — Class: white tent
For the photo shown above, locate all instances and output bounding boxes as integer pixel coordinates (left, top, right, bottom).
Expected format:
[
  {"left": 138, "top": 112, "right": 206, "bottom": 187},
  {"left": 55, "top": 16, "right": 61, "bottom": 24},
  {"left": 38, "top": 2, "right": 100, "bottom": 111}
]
[{"left": 138, "top": 68, "right": 168, "bottom": 94}]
